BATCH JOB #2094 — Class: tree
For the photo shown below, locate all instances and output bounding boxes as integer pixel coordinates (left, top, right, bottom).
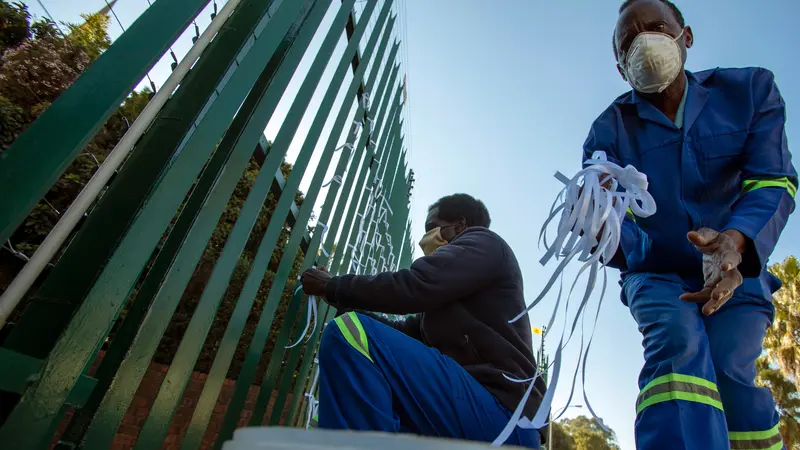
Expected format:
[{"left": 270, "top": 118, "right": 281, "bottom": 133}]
[
  {"left": 0, "top": 1, "right": 31, "bottom": 52},
  {"left": 548, "top": 421, "right": 575, "bottom": 450},
  {"left": 759, "top": 256, "right": 800, "bottom": 448},
  {"left": 764, "top": 256, "right": 800, "bottom": 388},
  {"left": 560, "top": 416, "right": 620, "bottom": 450},
  {"left": 756, "top": 357, "right": 800, "bottom": 449}
]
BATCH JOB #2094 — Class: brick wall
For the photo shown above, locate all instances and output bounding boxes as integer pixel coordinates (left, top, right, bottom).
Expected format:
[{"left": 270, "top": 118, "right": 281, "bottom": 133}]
[{"left": 53, "top": 353, "right": 295, "bottom": 450}]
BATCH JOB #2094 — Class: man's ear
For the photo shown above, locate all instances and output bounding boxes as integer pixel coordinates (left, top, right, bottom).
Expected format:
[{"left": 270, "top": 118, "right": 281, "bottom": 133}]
[
  {"left": 684, "top": 26, "right": 694, "bottom": 49},
  {"left": 457, "top": 216, "right": 468, "bottom": 233}
]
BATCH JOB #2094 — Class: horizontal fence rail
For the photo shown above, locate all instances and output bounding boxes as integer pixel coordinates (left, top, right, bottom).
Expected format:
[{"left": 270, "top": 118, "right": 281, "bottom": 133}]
[{"left": 0, "top": 0, "right": 414, "bottom": 448}]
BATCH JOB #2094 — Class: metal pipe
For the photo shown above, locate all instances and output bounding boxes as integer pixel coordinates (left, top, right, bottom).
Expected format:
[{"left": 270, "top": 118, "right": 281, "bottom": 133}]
[{"left": 0, "top": 0, "right": 241, "bottom": 328}]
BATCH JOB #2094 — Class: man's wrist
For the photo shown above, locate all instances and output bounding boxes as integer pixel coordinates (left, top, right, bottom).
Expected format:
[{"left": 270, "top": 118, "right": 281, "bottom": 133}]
[{"left": 722, "top": 229, "right": 747, "bottom": 254}]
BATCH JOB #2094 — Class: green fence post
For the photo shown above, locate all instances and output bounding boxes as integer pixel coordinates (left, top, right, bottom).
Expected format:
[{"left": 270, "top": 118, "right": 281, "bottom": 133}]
[
  {"left": 337, "top": 104, "right": 404, "bottom": 276},
  {"left": 333, "top": 89, "right": 403, "bottom": 275},
  {"left": 76, "top": 3, "right": 330, "bottom": 450},
  {"left": 362, "top": 146, "right": 405, "bottom": 274},
  {"left": 0, "top": 1, "right": 311, "bottom": 447},
  {"left": 0, "top": 0, "right": 212, "bottom": 243},
  {"left": 287, "top": 304, "right": 338, "bottom": 427},
  {"left": 3, "top": 0, "right": 282, "bottom": 362},
  {"left": 211, "top": 0, "right": 392, "bottom": 444},
  {"left": 275, "top": 58, "right": 405, "bottom": 432},
  {"left": 248, "top": 13, "right": 398, "bottom": 428}
]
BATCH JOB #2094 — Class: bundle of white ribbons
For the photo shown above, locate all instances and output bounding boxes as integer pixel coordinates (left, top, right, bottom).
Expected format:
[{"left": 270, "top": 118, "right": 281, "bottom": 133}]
[{"left": 493, "top": 151, "right": 656, "bottom": 446}]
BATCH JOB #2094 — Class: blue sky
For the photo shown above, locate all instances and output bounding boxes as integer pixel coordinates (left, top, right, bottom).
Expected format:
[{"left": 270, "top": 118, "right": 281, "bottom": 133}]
[{"left": 24, "top": 1, "right": 800, "bottom": 449}]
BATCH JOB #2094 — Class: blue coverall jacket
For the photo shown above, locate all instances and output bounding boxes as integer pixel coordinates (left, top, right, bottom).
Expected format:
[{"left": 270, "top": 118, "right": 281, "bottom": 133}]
[
  {"left": 583, "top": 67, "right": 796, "bottom": 450},
  {"left": 585, "top": 68, "right": 796, "bottom": 300}
]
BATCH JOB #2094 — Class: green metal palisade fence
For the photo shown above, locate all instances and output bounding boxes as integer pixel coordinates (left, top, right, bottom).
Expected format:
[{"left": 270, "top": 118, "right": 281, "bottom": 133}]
[{"left": 0, "top": 0, "right": 414, "bottom": 448}]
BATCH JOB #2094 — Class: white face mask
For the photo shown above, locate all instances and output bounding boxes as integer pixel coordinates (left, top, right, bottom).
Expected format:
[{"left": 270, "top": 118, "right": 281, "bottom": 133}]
[{"left": 620, "top": 29, "right": 685, "bottom": 94}]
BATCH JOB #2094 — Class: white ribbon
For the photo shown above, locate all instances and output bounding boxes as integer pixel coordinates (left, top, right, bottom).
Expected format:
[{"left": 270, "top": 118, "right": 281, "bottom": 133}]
[
  {"left": 304, "top": 358, "right": 321, "bottom": 429},
  {"left": 317, "top": 222, "right": 330, "bottom": 257},
  {"left": 494, "top": 151, "right": 656, "bottom": 445},
  {"left": 361, "top": 92, "right": 371, "bottom": 110},
  {"left": 288, "top": 221, "right": 330, "bottom": 349},
  {"left": 322, "top": 175, "right": 342, "bottom": 188},
  {"left": 286, "top": 282, "right": 317, "bottom": 349}
]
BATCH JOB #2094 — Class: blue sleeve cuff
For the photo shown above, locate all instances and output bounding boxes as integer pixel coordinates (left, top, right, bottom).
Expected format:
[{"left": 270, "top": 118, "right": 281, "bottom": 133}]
[
  {"left": 723, "top": 188, "right": 795, "bottom": 278},
  {"left": 619, "top": 218, "right": 651, "bottom": 271}
]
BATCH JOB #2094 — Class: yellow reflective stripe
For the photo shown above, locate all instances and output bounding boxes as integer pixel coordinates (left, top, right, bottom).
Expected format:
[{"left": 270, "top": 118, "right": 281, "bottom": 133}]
[
  {"left": 333, "top": 312, "right": 373, "bottom": 362},
  {"left": 730, "top": 424, "right": 781, "bottom": 441},
  {"left": 636, "top": 391, "right": 724, "bottom": 415},
  {"left": 640, "top": 373, "right": 718, "bottom": 394},
  {"left": 626, "top": 207, "right": 636, "bottom": 222},
  {"left": 730, "top": 429, "right": 783, "bottom": 450},
  {"left": 636, "top": 373, "right": 722, "bottom": 415},
  {"left": 742, "top": 177, "right": 797, "bottom": 198}
]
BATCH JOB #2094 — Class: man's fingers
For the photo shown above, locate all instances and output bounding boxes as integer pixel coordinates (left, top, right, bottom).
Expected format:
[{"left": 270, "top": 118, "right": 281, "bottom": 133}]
[
  {"left": 703, "top": 285, "right": 735, "bottom": 316},
  {"left": 679, "top": 286, "right": 713, "bottom": 304},
  {"left": 713, "top": 269, "right": 743, "bottom": 299},
  {"left": 720, "top": 249, "right": 743, "bottom": 272},
  {"left": 687, "top": 229, "right": 719, "bottom": 253}
]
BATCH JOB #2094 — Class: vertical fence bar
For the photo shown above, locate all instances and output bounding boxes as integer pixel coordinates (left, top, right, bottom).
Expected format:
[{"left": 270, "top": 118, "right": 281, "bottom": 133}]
[
  {"left": 333, "top": 87, "right": 402, "bottom": 275},
  {"left": 211, "top": 0, "right": 391, "bottom": 444},
  {"left": 2, "top": 0, "right": 282, "bottom": 363},
  {"left": 54, "top": 3, "right": 294, "bottom": 445},
  {"left": 248, "top": 11, "right": 398, "bottom": 428},
  {"left": 0, "top": 1, "right": 312, "bottom": 446},
  {"left": 0, "top": 0, "right": 212, "bottom": 243},
  {"left": 336, "top": 92, "right": 403, "bottom": 276},
  {"left": 264, "top": 13, "right": 399, "bottom": 422},
  {"left": 0, "top": 0, "right": 415, "bottom": 447},
  {"left": 78, "top": 3, "right": 330, "bottom": 450},
  {"left": 281, "top": 67, "right": 405, "bottom": 432}
]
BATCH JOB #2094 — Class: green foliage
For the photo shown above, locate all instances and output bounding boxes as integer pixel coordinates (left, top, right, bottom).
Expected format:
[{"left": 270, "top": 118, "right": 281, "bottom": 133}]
[
  {"left": 0, "top": 1, "right": 31, "bottom": 52},
  {"left": 760, "top": 256, "right": 800, "bottom": 448},
  {"left": 559, "top": 416, "right": 620, "bottom": 450},
  {"left": 548, "top": 421, "right": 575, "bottom": 450},
  {"left": 756, "top": 357, "right": 800, "bottom": 449},
  {"left": 65, "top": 12, "right": 111, "bottom": 60},
  {"left": 766, "top": 256, "right": 800, "bottom": 387}
]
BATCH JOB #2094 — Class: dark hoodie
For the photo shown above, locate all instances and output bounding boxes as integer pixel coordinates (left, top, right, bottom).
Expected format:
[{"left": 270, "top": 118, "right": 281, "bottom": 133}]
[{"left": 325, "top": 226, "right": 547, "bottom": 422}]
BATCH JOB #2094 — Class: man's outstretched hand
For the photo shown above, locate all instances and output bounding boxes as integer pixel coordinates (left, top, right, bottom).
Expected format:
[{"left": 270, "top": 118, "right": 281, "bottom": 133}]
[
  {"left": 679, "top": 228, "right": 745, "bottom": 315},
  {"left": 301, "top": 267, "right": 332, "bottom": 297}
]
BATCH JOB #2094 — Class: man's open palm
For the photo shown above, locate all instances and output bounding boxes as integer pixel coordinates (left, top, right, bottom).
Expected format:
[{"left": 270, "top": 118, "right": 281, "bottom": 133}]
[{"left": 679, "top": 228, "right": 744, "bottom": 315}]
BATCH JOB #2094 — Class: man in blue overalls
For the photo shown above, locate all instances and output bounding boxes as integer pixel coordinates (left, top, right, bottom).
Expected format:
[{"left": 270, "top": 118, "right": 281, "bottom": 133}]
[{"left": 585, "top": 0, "right": 797, "bottom": 449}]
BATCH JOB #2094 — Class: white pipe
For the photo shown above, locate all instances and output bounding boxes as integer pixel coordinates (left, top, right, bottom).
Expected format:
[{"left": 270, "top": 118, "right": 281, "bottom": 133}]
[{"left": 0, "top": 0, "right": 242, "bottom": 328}]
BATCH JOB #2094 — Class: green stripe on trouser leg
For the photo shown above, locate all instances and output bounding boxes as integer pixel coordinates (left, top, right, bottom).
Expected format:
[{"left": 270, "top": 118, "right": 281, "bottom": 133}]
[
  {"left": 636, "top": 373, "right": 723, "bottom": 414},
  {"left": 334, "top": 312, "right": 373, "bottom": 362},
  {"left": 729, "top": 424, "right": 783, "bottom": 450}
]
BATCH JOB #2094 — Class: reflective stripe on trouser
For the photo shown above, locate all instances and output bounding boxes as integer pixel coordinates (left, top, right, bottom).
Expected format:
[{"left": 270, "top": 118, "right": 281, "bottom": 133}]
[
  {"left": 317, "top": 314, "right": 540, "bottom": 447},
  {"left": 742, "top": 177, "right": 797, "bottom": 197},
  {"left": 729, "top": 425, "right": 783, "bottom": 450},
  {"left": 333, "top": 312, "right": 373, "bottom": 362},
  {"left": 624, "top": 273, "right": 728, "bottom": 449},
  {"left": 636, "top": 373, "right": 723, "bottom": 415}
]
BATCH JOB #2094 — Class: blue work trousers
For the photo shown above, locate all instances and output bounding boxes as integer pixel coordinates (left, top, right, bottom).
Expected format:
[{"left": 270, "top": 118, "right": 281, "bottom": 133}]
[
  {"left": 317, "top": 312, "right": 540, "bottom": 448},
  {"left": 623, "top": 273, "right": 783, "bottom": 450}
]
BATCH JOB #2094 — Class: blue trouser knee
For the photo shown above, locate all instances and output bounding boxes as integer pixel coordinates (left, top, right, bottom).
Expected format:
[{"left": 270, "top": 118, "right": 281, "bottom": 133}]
[
  {"left": 316, "top": 312, "right": 540, "bottom": 448},
  {"left": 623, "top": 273, "right": 782, "bottom": 450}
]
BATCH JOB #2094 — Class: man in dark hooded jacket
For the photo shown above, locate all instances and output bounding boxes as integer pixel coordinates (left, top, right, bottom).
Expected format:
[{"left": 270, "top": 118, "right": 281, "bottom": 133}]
[{"left": 301, "top": 193, "right": 546, "bottom": 448}]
